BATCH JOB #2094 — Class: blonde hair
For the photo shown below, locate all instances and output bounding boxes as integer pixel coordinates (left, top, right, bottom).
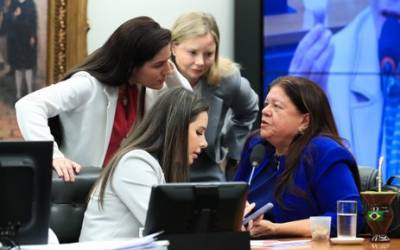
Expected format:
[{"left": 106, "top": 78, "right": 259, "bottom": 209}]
[{"left": 171, "top": 11, "right": 239, "bottom": 86}]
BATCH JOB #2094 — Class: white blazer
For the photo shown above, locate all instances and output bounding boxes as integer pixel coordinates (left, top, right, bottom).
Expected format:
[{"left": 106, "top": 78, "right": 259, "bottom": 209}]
[
  {"left": 15, "top": 67, "right": 191, "bottom": 168},
  {"left": 327, "top": 7, "right": 382, "bottom": 167}
]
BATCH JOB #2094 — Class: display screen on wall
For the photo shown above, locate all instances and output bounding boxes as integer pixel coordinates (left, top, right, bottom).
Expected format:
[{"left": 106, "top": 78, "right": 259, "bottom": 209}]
[{"left": 263, "top": 0, "right": 400, "bottom": 179}]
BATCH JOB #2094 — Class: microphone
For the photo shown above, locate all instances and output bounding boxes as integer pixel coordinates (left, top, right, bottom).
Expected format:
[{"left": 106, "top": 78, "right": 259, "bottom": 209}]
[{"left": 248, "top": 144, "right": 265, "bottom": 186}]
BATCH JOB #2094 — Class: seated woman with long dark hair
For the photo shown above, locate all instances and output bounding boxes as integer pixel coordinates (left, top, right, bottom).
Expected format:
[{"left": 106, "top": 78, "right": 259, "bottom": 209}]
[
  {"left": 235, "top": 76, "right": 363, "bottom": 237},
  {"left": 79, "top": 87, "right": 208, "bottom": 241}
]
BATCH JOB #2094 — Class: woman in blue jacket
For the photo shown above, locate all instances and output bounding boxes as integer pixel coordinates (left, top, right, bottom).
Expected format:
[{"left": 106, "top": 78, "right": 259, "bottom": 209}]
[{"left": 235, "top": 76, "right": 363, "bottom": 237}]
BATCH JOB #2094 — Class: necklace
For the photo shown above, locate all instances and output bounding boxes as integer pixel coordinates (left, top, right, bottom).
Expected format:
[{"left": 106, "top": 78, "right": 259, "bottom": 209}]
[{"left": 274, "top": 154, "right": 282, "bottom": 170}]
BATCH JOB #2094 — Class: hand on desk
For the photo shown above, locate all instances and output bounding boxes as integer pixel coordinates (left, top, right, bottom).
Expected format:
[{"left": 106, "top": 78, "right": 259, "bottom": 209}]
[
  {"left": 53, "top": 157, "right": 81, "bottom": 182},
  {"left": 289, "top": 24, "right": 334, "bottom": 91},
  {"left": 248, "top": 219, "right": 278, "bottom": 238}
]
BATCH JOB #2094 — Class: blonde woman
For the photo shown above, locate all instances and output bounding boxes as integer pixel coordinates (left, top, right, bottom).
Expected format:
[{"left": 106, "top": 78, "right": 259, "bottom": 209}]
[{"left": 171, "top": 11, "right": 259, "bottom": 181}]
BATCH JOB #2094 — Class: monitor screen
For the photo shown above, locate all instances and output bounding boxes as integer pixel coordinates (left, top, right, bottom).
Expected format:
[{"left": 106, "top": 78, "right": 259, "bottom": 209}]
[
  {"left": 235, "top": 0, "right": 400, "bottom": 179},
  {"left": 143, "top": 182, "right": 248, "bottom": 235},
  {"left": 0, "top": 141, "right": 53, "bottom": 246}
]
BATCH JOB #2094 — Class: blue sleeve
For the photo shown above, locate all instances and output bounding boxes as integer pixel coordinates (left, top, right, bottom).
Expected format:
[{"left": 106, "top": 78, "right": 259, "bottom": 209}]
[
  {"left": 308, "top": 139, "right": 363, "bottom": 236},
  {"left": 314, "top": 161, "right": 364, "bottom": 236}
]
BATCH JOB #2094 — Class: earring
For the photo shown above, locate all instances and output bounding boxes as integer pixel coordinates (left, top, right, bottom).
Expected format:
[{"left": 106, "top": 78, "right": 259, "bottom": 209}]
[{"left": 298, "top": 127, "right": 305, "bottom": 135}]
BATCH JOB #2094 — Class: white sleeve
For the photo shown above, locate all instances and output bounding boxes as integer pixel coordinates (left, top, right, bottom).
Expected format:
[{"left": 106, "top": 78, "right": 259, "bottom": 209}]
[
  {"left": 164, "top": 61, "right": 192, "bottom": 90},
  {"left": 144, "top": 61, "right": 192, "bottom": 113},
  {"left": 15, "top": 73, "right": 95, "bottom": 159},
  {"left": 111, "top": 150, "right": 164, "bottom": 225}
]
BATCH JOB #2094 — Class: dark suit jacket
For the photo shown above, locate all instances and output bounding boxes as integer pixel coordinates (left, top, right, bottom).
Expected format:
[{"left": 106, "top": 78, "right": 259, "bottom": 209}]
[{"left": 197, "top": 69, "right": 259, "bottom": 164}]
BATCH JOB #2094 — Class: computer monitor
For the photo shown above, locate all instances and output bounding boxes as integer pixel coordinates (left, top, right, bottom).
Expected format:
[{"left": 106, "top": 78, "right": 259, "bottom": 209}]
[
  {"left": 143, "top": 182, "right": 248, "bottom": 235},
  {"left": 0, "top": 141, "right": 53, "bottom": 246}
]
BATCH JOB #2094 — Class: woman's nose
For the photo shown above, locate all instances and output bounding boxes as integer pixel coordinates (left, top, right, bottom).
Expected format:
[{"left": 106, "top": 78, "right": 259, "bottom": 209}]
[
  {"left": 162, "top": 62, "right": 172, "bottom": 75},
  {"left": 262, "top": 105, "right": 271, "bottom": 116},
  {"left": 201, "top": 137, "right": 208, "bottom": 149},
  {"left": 195, "top": 55, "right": 204, "bottom": 66}
]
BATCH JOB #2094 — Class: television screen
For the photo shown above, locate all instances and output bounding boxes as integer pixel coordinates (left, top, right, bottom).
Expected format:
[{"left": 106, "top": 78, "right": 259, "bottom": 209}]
[
  {"left": 0, "top": 141, "right": 53, "bottom": 246},
  {"left": 235, "top": 0, "right": 400, "bottom": 180},
  {"left": 143, "top": 182, "right": 248, "bottom": 235}
]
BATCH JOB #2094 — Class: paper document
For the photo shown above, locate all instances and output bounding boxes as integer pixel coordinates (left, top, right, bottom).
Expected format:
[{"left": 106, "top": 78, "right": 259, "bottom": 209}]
[
  {"left": 251, "top": 239, "right": 310, "bottom": 249},
  {"left": 18, "top": 232, "right": 168, "bottom": 250}
]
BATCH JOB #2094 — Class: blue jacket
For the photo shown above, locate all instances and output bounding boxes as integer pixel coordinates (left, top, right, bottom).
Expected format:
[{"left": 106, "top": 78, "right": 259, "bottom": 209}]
[{"left": 235, "top": 134, "right": 363, "bottom": 236}]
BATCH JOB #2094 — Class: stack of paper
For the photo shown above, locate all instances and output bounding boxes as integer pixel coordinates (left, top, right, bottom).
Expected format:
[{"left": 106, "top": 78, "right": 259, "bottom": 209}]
[
  {"left": 19, "top": 233, "right": 168, "bottom": 250},
  {"left": 251, "top": 239, "right": 310, "bottom": 249}
]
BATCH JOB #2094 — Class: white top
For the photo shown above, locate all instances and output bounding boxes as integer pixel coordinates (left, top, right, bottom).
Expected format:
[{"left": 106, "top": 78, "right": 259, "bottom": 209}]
[
  {"left": 79, "top": 149, "right": 165, "bottom": 241},
  {"left": 15, "top": 65, "right": 191, "bottom": 168}
]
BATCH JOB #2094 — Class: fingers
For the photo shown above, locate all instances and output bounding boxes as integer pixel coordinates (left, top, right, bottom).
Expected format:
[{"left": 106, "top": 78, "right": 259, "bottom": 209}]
[
  {"left": 248, "top": 219, "right": 254, "bottom": 231},
  {"left": 298, "top": 29, "right": 332, "bottom": 74},
  {"left": 53, "top": 158, "right": 81, "bottom": 182},
  {"left": 53, "top": 160, "right": 64, "bottom": 178},
  {"left": 249, "top": 219, "right": 275, "bottom": 238},
  {"left": 310, "top": 42, "right": 334, "bottom": 89},
  {"left": 244, "top": 202, "right": 256, "bottom": 217},
  {"left": 73, "top": 161, "right": 82, "bottom": 174},
  {"left": 289, "top": 24, "right": 325, "bottom": 73},
  {"left": 249, "top": 222, "right": 262, "bottom": 237},
  {"left": 289, "top": 25, "right": 333, "bottom": 77}
]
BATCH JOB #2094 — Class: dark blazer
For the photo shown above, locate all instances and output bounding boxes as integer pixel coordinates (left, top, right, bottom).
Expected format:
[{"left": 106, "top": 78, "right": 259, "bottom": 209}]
[{"left": 193, "top": 69, "right": 258, "bottom": 180}]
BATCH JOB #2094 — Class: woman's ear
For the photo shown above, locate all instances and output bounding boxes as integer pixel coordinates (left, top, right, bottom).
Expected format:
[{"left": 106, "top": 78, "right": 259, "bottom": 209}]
[
  {"left": 300, "top": 113, "right": 310, "bottom": 131},
  {"left": 171, "top": 43, "right": 177, "bottom": 57}
]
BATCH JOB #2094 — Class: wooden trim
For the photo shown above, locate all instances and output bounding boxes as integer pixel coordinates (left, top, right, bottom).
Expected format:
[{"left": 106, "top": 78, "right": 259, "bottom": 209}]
[{"left": 47, "top": 0, "right": 88, "bottom": 84}]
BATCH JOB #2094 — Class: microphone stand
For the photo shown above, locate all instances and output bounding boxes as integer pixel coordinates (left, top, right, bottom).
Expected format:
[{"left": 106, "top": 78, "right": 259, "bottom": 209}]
[{"left": 248, "top": 162, "right": 257, "bottom": 186}]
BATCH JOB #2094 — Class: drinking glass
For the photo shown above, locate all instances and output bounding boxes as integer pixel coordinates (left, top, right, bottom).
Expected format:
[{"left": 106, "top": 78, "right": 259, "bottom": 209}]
[
  {"left": 310, "top": 216, "right": 331, "bottom": 241},
  {"left": 337, "top": 200, "right": 357, "bottom": 238}
]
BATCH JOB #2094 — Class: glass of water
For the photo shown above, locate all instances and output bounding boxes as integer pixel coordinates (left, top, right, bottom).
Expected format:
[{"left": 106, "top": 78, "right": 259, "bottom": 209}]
[{"left": 337, "top": 200, "right": 357, "bottom": 238}]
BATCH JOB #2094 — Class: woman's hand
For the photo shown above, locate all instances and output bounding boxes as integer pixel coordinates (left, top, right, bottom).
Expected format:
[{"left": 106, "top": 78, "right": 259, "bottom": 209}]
[
  {"left": 53, "top": 157, "right": 81, "bottom": 182},
  {"left": 288, "top": 24, "right": 334, "bottom": 91},
  {"left": 244, "top": 201, "right": 256, "bottom": 217},
  {"left": 241, "top": 201, "right": 256, "bottom": 231},
  {"left": 248, "top": 219, "right": 278, "bottom": 238}
]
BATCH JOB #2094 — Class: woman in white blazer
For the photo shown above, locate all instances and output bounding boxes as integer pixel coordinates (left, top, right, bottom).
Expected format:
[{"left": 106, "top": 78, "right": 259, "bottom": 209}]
[
  {"left": 80, "top": 88, "right": 208, "bottom": 241},
  {"left": 15, "top": 16, "right": 190, "bottom": 182}
]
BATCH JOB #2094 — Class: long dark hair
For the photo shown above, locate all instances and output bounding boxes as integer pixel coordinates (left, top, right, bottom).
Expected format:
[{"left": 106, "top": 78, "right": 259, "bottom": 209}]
[
  {"left": 269, "top": 76, "right": 361, "bottom": 208},
  {"left": 65, "top": 16, "right": 171, "bottom": 86},
  {"left": 50, "top": 16, "right": 171, "bottom": 147},
  {"left": 96, "top": 87, "right": 209, "bottom": 207}
]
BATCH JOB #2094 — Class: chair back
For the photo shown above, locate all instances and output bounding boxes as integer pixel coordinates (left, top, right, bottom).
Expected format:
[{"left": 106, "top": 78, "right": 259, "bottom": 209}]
[
  {"left": 49, "top": 167, "right": 101, "bottom": 243},
  {"left": 358, "top": 166, "right": 378, "bottom": 192}
]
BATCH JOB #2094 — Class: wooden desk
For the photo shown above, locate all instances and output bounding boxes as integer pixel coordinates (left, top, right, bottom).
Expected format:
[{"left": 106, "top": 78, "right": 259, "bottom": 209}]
[{"left": 252, "top": 238, "right": 400, "bottom": 250}]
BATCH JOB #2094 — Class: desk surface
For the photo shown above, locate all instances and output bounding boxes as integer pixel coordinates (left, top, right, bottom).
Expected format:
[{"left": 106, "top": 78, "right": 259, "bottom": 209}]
[{"left": 252, "top": 238, "right": 400, "bottom": 250}]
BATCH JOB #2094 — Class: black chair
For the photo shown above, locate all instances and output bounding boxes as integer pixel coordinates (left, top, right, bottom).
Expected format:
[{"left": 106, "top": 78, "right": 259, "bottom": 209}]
[
  {"left": 358, "top": 166, "right": 378, "bottom": 192},
  {"left": 49, "top": 167, "right": 101, "bottom": 243}
]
